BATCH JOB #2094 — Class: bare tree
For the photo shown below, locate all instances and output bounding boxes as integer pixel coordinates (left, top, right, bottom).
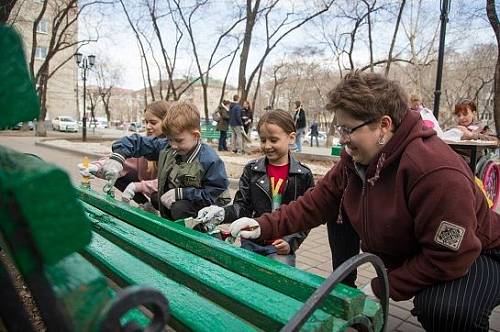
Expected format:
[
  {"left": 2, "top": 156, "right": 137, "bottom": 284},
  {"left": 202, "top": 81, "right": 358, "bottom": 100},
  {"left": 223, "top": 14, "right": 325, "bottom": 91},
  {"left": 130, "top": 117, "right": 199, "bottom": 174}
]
[
  {"left": 94, "top": 61, "right": 121, "bottom": 122},
  {"left": 269, "top": 63, "right": 286, "bottom": 109},
  {"left": 487, "top": 0, "right": 500, "bottom": 135},
  {"left": 385, "top": 0, "right": 406, "bottom": 76},
  {"left": 242, "top": 1, "right": 335, "bottom": 103},
  {"left": 238, "top": 0, "right": 261, "bottom": 98},
  {"left": 173, "top": 0, "right": 245, "bottom": 120},
  {"left": 24, "top": 0, "right": 106, "bottom": 136},
  {"left": 119, "top": 0, "right": 156, "bottom": 101}
]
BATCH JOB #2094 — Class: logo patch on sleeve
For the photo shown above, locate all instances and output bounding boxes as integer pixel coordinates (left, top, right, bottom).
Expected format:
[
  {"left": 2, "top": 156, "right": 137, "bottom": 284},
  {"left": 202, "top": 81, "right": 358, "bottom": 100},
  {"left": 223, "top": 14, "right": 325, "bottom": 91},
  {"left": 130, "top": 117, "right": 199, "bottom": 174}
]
[{"left": 434, "top": 221, "right": 465, "bottom": 251}]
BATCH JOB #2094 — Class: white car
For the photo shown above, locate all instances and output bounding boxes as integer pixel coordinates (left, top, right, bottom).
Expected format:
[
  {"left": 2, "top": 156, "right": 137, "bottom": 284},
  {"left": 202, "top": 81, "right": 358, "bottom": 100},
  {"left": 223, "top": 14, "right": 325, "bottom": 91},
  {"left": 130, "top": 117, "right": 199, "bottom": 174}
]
[{"left": 52, "top": 116, "right": 78, "bottom": 132}]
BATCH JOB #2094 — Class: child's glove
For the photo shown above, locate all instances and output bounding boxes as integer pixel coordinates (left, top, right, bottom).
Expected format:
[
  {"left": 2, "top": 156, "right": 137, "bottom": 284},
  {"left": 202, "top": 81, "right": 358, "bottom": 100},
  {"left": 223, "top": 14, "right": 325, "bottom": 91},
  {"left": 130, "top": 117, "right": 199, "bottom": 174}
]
[
  {"left": 101, "top": 158, "right": 123, "bottom": 182},
  {"left": 160, "top": 189, "right": 176, "bottom": 209},
  {"left": 197, "top": 205, "right": 225, "bottom": 225},
  {"left": 77, "top": 163, "right": 99, "bottom": 177},
  {"left": 121, "top": 183, "right": 137, "bottom": 202},
  {"left": 229, "top": 218, "right": 261, "bottom": 239}
]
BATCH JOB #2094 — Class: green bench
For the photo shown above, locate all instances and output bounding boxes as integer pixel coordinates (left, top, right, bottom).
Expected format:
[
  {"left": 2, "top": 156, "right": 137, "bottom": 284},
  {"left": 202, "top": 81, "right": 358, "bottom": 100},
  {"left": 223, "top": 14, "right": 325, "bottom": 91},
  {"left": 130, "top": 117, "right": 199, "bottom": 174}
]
[
  {"left": 77, "top": 187, "right": 386, "bottom": 331},
  {"left": 201, "top": 123, "right": 232, "bottom": 142}
]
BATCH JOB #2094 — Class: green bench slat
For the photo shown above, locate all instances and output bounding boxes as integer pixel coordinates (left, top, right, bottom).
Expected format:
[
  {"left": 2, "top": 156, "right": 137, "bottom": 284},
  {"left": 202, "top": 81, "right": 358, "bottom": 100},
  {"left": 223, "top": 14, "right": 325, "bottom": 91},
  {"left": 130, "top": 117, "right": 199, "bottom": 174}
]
[
  {"left": 0, "top": 146, "right": 91, "bottom": 274},
  {"left": 82, "top": 203, "right": 336, "bottom": 331},
  {"left": 77, "top": 187, "right": 367, "bottom": 321},
  {"left": 44, "top": 252, "right": 150, "bottom": 331},
  {"left": 83, "top": 232, "right": 257, "bottom": 332}
]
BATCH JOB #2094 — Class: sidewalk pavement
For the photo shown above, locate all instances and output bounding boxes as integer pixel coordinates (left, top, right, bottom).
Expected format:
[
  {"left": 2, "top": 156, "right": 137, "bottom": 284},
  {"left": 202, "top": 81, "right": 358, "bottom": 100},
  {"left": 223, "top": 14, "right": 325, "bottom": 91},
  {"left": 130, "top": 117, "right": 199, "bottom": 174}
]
[{"left": 31, "top": 136, "right": 500, "bottom": 331}]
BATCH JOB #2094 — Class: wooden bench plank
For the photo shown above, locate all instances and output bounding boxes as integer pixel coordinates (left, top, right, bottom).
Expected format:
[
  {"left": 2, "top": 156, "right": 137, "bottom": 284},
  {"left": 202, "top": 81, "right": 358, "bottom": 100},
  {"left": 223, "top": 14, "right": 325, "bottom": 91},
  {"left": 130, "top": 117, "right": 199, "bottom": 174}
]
[
  {"left": 0, "top": 146, "right": 91, "bottom": 274},
  {"left": 77, "top": 187, "right": 366, "bottom": 321},
  {"left": 83, "top": 203, "right": 337, "bottom": 331},
  {"left": 83, "top": 232, "right": 258, "bottom": 332}
]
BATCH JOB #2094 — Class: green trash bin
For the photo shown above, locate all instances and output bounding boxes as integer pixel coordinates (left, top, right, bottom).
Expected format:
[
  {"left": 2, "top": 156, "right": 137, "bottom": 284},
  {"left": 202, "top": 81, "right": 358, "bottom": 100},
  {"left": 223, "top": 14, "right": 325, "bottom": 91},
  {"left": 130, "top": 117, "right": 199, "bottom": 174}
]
[{"left": 331, "top": 144, "right": 342, "bottom": 156}]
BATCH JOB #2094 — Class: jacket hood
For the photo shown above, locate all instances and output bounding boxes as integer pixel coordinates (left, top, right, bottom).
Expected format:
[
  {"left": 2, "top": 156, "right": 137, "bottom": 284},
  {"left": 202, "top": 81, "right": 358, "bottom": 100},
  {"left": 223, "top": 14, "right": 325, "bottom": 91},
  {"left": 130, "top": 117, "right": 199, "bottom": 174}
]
[{"left": 344, "top": 110, "right": 436, "bottom": 184}]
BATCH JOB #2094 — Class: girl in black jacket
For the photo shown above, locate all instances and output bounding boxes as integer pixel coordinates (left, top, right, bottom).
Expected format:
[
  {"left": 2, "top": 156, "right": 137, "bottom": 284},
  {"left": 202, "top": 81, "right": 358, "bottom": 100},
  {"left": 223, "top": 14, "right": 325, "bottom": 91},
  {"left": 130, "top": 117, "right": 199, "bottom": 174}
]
[{"left": 197, "top": 110, "right": 313, "bottom": 266}]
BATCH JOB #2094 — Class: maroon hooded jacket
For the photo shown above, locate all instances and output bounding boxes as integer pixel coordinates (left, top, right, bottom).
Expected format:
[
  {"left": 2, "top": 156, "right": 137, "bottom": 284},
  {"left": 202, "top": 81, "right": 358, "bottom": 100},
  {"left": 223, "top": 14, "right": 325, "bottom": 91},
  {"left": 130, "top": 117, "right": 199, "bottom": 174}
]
[{"left": 256, "top": 111, "right": 500, "bottom": 301}]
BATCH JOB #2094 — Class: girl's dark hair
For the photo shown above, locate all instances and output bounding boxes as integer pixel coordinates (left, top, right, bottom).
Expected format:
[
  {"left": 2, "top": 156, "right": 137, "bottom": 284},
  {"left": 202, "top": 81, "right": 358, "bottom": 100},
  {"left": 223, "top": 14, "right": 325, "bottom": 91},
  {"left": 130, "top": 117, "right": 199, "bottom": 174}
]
[{"left": 257, "top": 109, "right": 296, "bottom": 134}]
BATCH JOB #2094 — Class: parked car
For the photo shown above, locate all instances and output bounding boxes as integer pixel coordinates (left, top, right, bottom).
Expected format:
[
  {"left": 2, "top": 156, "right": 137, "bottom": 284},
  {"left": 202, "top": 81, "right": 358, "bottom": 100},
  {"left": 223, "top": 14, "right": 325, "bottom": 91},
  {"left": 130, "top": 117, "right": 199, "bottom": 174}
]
[
  {"left": 52, "top": 116, "right": 78, "bottom": 132},
  {"left": 12, "top": 121, "right": 34, "bottom": 130},
  {"left": 89, "top": 117, "right": 108, "bottom": 129},
  {"left": 128, "top": 122, "right": 144, "bottom": 132}
]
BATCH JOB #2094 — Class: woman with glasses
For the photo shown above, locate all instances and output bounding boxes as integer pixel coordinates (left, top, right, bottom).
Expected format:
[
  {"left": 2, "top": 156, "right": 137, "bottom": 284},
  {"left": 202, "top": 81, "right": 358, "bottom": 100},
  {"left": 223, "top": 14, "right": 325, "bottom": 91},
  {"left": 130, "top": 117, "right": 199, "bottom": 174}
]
[{"left": 230, "top": 72, "right": 500, "bottom": 331}]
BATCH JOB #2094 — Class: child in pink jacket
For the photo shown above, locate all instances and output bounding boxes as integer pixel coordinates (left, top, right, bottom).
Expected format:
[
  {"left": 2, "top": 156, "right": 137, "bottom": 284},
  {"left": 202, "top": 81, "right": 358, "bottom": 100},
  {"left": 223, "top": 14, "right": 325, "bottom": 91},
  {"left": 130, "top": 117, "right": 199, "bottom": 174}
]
[{"left": 86, "top": 101, "right": 171, "bottom": 207}]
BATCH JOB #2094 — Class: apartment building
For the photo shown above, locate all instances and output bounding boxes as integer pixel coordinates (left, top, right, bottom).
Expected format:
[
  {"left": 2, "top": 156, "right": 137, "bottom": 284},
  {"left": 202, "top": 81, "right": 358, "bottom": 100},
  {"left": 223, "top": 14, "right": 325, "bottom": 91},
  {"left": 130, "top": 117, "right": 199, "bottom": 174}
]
[{"left": 8, "top": 0, "right": 78, "bottom": 122}]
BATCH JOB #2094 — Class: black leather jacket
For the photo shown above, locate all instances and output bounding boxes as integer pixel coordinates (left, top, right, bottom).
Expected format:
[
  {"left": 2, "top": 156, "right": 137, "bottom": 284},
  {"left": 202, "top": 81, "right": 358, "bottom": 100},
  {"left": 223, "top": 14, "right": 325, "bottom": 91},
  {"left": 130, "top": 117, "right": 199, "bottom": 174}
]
[{"left": 224, "top": 155, "right": 314, "bottom": 253}]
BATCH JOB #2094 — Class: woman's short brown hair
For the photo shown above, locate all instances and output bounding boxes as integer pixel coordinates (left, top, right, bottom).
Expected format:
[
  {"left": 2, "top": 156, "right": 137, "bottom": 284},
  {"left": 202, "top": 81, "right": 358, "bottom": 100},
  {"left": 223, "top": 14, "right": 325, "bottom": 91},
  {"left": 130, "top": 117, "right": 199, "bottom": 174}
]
[
  {"left": 454, "top": 99, "right": 477, "bottom": 116},
  {"left": 257, "top": 109, "right": 296, "bottom": 135},
  {"left": 326, "top": 71, "right": 409, "bottom": 129},
  {"left": 162, "top": 102, "right": 200, "bottom": 136}
]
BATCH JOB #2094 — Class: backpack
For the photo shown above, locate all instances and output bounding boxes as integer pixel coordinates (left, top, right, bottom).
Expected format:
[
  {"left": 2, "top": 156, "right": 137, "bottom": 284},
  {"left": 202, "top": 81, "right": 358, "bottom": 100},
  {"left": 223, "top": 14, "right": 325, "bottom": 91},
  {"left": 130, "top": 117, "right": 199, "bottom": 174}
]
[{"left": 212, "top": 109, "right": 221, "bottom": 122}]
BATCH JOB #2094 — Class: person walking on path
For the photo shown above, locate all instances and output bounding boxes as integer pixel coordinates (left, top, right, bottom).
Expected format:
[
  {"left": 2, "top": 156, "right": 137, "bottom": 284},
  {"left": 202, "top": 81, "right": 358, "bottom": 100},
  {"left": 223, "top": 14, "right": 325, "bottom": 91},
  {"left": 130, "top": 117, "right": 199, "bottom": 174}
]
[
  {"left": 230, "top": 72, "right": 500, "bottom": 332},
  {"left": 309, "top": 120, "right": 319, "bottom": 147},
  {"left": 242, "top": 100, "right": 254, "bottom": 135},
  {"left": 215, "top": 100, "right": 230, "bottom": 151},
  {"left": 293, "top": 100, "right": 306, "bottom": 152},
  {"left": 229, "top": 95, "right": 244, "bottom": 154}
]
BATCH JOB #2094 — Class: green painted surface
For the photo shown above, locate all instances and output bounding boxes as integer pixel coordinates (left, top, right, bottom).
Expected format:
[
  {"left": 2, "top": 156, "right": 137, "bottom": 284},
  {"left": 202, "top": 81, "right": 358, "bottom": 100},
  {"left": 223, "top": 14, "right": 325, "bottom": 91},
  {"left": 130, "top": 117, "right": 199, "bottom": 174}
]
[
  {"left": 46, "top": 253, "right": 151, "bottom": 330},
  {"left": 0, "top": 147, "right": 91, "bottom": 274},
  {"left": 82, "top": 203, "right": 335, "bottom": 331},
  {"left": 0, "top": 26, "right": 39, "bottom": 128},
  {"left": 363, "top": 299, "right": 383, "bottom": 332},
  {"left": 44, "top": 253, "right": 114, "bottom": 331},
  {"left": 84, "top": 232, "right": 259, "bottom": 332},
  {"left": 77, "top": 187, "right": 365, "bottom": 320}
]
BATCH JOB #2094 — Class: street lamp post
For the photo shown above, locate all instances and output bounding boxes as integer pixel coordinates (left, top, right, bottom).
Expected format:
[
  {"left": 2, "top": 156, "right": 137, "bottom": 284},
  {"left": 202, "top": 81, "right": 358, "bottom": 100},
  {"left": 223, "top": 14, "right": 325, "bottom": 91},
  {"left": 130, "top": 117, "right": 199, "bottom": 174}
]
[{"left": 75, "top": 52, "right": 95, "bottom": 142}]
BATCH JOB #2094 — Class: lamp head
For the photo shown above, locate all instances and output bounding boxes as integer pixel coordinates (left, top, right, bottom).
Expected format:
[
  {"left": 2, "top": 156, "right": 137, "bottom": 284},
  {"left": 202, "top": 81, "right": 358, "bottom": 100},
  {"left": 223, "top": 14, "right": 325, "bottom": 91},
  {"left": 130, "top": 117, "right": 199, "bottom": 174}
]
[
  {"left": 75, "top": 52, "right": 82, "bottom": 65},
  {"left": 88, "top": 55, "right": 96, "bottom": 67}
]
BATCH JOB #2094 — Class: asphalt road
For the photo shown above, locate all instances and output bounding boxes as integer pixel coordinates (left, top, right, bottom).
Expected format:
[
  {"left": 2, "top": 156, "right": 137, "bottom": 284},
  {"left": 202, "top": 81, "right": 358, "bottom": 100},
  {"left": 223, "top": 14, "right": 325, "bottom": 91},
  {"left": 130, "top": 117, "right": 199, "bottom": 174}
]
[{"left": 0, "top": 135, "right": 108, "bottom": 191}]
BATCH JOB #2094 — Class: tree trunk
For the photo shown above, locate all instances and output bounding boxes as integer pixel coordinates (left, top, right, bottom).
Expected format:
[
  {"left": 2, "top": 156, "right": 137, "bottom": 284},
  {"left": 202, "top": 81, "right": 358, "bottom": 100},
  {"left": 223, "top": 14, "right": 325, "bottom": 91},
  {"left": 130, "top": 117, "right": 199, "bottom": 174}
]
[
  {"left": 35, "top": 71, "right": 48, "bottom": 137},
  {"left": 487, "top": 0, "right": 500, "bottom": 135},
  {"left": 385, "top": 0, "right": 406, "bottom": 77},
  {"left": 0, "top": 0, "right": 17, "bottom": 23},
  {"left": 238, "top": 0, "right": 260, "bottom": 100}
]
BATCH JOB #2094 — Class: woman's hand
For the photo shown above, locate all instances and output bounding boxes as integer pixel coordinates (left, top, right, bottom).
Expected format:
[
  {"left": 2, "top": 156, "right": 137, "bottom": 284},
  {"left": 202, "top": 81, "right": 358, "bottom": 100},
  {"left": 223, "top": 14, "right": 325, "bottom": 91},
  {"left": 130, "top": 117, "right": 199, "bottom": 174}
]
[
  {"left": 457, "top": 126, "right": 476, "bottom": 140},
  {"left": 272, "top": 239, "right": 291, "bottom": 255}
]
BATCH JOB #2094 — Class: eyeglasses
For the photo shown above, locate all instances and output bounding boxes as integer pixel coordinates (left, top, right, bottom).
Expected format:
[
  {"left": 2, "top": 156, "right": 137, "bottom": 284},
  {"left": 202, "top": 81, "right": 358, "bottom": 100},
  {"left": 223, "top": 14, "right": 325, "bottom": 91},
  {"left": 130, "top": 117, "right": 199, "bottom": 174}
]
[{"left": 335, "top": 119, "right": 376, "bottom": 138}]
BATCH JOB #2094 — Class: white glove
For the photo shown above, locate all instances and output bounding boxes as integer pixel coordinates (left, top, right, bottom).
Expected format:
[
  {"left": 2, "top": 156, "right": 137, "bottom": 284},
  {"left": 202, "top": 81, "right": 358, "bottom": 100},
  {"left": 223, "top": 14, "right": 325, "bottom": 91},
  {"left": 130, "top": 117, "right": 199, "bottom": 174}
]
[
  {"left": 197, "top": 205, "right": 225, "bottom": 225},
  {"left": 229, "top": 217, "right": 261, "bottom": 239},
  {"left": 121, "top": 183, "right": 136, "bottom": 202},
  {"left": 77, "top": 163, "right": 99, "bottom": 177},
  {"left": 160, "top": 189, "right": 176, "bottom": 209},
  {"left": 101, "top": 158, "right": 123, "bottom": 182}
]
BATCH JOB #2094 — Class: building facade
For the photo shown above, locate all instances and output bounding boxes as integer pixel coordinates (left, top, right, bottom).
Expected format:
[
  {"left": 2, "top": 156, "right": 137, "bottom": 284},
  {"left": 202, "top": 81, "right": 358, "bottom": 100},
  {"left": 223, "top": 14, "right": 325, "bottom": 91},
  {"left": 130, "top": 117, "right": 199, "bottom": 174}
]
[{"left": 8, "top": 0, "right": 78, "bottom": 122}]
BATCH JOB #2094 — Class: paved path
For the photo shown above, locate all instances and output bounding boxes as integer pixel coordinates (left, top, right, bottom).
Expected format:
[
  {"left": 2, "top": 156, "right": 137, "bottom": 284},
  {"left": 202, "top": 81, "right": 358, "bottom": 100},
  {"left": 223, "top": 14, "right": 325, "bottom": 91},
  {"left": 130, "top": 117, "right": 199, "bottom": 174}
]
[{"left": 1, "top": 134, "right": 499, "bottom": 331}]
